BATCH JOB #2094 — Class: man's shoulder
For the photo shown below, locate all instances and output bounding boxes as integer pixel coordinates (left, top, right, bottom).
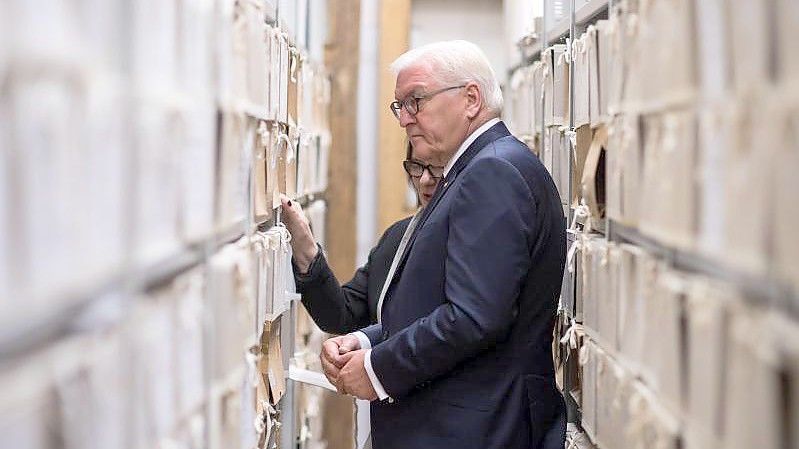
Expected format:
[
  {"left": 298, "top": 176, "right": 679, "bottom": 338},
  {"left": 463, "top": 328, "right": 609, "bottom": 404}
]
[{"left": 475, "top": 135, "right": 538, "bottom": 168}]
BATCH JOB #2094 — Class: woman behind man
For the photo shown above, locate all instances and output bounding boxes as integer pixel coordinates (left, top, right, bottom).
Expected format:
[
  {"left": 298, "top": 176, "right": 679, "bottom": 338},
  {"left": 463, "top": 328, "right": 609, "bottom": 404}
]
[{"left": 280, "top": 143, "right": 442, "bottom": 334}]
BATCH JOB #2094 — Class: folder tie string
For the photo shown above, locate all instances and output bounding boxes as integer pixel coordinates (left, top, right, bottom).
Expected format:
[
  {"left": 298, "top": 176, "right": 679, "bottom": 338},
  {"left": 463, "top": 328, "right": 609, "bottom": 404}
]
[
  {"left": 559, "top": 318, "right": 584, "bottom": 360},
  {"left": 626, "top": 391, "right": 649, "bottom": 446},
  {"left": 566, "top": 203, "right": 592, "bottom": 274},
  {"left": 270, "top": 122, "right": 282, "bottom": 169},
  {"left": 246, "top": 347, "right": 260, "bottom": 387},
  {"left": 256, "top": 121, "right": 270, "bottom": 160}
]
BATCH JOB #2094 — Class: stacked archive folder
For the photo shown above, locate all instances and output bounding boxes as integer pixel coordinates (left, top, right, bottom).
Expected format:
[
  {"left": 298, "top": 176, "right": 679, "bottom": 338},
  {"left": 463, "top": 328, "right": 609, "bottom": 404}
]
[
  {"left": 0, "top": 1, "right": 333, "bottom": 449},
  {"left": 507, "top": 0, "right": 799, "bottom": 447}
]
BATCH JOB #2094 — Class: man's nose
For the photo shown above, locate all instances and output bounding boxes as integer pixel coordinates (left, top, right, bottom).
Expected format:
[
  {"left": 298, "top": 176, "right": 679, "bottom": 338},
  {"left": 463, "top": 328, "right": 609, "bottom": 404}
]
[
  {"left": 420, "top": 170, "right": 436, "bottom": 185},
  {"left": 398, "top": 108, "right": 415, "bottom": 127}
]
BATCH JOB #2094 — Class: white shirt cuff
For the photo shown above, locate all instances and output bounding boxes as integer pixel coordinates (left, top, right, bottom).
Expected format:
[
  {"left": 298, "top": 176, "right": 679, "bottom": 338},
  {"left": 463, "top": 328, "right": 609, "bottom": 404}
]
[
  {"left": 351, "top": 331, "right": 372, "bottom": 350},
  {"left": 364, "top": 349, "right": 391, "bottom": 401}
]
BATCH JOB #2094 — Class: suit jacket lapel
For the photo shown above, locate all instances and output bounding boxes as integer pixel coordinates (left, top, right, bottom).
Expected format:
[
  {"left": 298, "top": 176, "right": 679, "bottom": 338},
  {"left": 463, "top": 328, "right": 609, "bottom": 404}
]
[{"left": 387, "top": 121, "right": 512, "bottom": 290}]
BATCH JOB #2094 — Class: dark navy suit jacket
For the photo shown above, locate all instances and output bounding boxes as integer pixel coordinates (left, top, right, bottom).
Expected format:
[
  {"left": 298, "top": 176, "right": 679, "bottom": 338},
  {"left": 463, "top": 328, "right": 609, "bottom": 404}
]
[{"left": 361, "top": 122, "right": 567, "bottom": 449}]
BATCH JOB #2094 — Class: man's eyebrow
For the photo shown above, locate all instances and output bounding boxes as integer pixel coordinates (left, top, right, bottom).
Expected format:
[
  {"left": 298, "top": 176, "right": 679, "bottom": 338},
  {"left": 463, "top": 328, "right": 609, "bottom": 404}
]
[{"left": 396, "top": 88, "right": 424, "bottom": 100}]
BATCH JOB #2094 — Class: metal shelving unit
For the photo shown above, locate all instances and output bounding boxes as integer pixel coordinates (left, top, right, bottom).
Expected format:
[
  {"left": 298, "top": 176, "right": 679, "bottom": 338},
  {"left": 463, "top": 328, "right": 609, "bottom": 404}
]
[
  {"left": 607, "top": 220, "right": 799, "bottom": 319},
  {"left": 510, "top": 0, "right": 609, "bottom": 75}
]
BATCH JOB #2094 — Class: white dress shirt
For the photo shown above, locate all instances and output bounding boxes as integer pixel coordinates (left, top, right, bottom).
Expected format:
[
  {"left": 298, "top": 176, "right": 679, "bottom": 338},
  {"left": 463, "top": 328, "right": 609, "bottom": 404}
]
[{"left": 352, "top": 117, "right": 502, "bottom": 402}]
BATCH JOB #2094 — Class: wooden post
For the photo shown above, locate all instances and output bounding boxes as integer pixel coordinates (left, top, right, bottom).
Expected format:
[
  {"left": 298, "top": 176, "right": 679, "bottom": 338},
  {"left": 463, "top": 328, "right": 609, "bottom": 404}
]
[
  {"left": 325, "top": 0, "right": 360, "bottom": 280},
  {"left": 377, "top": 0, "right": 413, "bottom": 233},
  {"left": 321, "top": 2, "right": 359, "bottom": 448}
]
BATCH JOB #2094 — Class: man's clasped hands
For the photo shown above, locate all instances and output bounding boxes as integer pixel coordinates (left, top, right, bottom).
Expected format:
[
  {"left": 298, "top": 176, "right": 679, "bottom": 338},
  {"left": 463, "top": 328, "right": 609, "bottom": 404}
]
[{"left": 320, "top": 334, "right": 379, "bottom": 401}]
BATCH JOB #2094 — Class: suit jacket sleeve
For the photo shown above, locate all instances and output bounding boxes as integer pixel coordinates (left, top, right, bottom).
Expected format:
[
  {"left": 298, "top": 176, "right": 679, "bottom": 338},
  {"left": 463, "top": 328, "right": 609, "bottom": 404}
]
[
  {"left": 293, "top": 247, "right": 372, "bottom": 334},
  {"left": 360, "top": 323, "right": 384, "bottom": 347},
  {"left": 370, "top": 155, "right": 540, "bottom": 398}
]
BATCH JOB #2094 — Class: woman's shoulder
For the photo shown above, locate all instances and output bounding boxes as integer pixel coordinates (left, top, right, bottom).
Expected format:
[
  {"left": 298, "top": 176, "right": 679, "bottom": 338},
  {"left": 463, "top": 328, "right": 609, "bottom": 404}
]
[{"left": 374, "top": 215, "right": 414, "bottom": 248}]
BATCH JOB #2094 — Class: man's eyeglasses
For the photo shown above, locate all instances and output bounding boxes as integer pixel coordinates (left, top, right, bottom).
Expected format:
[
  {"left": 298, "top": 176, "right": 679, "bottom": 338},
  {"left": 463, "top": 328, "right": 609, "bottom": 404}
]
[
  {"left": 403, "top": 160, "right": 445, "bottom": 179},
  {"left": 390, "top": 85, "right": 466, "bottom": 119}
]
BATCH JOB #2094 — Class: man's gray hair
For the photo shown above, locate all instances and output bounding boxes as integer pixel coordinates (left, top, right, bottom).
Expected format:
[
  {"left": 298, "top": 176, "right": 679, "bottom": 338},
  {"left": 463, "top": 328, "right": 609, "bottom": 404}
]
[{"left": 390, "top": 40, "right": 503, "bottom": 115}]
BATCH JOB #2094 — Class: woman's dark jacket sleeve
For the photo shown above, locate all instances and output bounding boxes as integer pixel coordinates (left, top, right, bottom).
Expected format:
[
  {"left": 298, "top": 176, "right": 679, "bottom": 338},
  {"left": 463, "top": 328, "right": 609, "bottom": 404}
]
[{"left": 293, "top": 217, "right": 412, "bottom": 334}]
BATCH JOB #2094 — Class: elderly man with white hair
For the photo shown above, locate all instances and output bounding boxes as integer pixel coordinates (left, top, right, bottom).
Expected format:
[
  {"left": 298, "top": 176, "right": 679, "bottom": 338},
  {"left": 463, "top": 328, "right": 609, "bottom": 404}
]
[{"left": 322, "top": 40, "right": 567, "bottom": 449}]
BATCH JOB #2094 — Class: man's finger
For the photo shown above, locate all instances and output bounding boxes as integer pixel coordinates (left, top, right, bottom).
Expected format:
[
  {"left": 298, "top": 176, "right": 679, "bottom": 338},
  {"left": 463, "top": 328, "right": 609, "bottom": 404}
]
[
  {"left": 321, "top": 362, "right": 339, "bottom": 385},
  {"left": 337, "top": 351, "right": 357, "bottom": 367},
  {"left": 322, "top": 341, "right": 342, "bottom": 361},
  {"left": 338, "top": 340, "right": 358, "bottom": 354}
]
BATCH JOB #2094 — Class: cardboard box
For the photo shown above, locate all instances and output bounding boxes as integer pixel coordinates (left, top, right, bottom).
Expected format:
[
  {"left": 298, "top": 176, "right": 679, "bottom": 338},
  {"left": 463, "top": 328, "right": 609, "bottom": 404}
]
[
  {"left": 254, "top": 121, "right": 272, "bottom": 223},
  {"left": 617, "top": 245, "right": 656, "bottom": 376},
  {"left": 572, "top": 34, "right": 591, "bottom": 128},
  {"left": 772, "top": 100, "right": 799, "bottom": 289},
  {"left": 245, "top": 0, "right": 268, "bottom": 107},
  {"left": 686, "top": 279, "right": 736, "bottom": 441},
  {"left": 722, "top": 303, "right": 782, "bottom": 449},
  {"left": 645, "top": 267, "right": 687, "bottom": 415},
  {"left": 776, "top": 0, "right": 799, "bottom": 86},
  {"left": 594, "top": 348, "right": 633, "bottom": 449},
  {"left": 722, "top": 100, "right": 772, "bottom": 275},
  {"left": 586, "top": 26, "right": 601, "bottom": 126},
  {"left": 571, "top": 125, "right": 593, "bottom": 208},
  {"left": 553, "top": 45, "right": 569, "bottom": 127},
  {"left": 597, "top": 244, "right": 620, "bottom": 351},
  {"left": 695, "top": 0, "right": 731, "bottom": 100},
  {"left": 579, "top": 339, "right": 598, "bottom": 441},
  {"left": 217, "top": 112, "right": 250, "bottom": 228},
  {"left": 728, "top": 0, "right": 772, "bottom": 93},
  {"left": 639, "top": 109, "right": 697, "bottom": 250}
]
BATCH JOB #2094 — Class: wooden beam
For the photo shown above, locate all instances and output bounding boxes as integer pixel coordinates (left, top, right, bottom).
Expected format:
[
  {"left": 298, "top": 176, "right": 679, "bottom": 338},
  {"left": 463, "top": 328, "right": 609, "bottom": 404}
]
[
  {"left": 377, "top": 0, "right": 413, "bottom": 234},
  {"left": 325, "top": 0, "right": 360, "bottom": 279},
  {"left": 321, "top": 2, "right": 359, "bottom": 448}
]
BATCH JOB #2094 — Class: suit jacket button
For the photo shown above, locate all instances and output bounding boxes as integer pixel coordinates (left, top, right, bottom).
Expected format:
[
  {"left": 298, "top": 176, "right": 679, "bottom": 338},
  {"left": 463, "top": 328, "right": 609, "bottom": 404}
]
[{"left": 382, "top": 331, "right": 389, "bottom": 340}]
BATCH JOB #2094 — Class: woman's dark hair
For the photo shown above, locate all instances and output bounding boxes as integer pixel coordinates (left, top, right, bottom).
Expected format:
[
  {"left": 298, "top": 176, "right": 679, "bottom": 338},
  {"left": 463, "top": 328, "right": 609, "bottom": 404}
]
[{"left": 405, "top": 141, "right": 420, "bottom": 207}]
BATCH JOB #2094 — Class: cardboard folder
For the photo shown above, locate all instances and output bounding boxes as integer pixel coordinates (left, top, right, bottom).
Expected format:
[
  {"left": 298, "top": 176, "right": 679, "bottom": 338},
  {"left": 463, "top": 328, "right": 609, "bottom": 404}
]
[{"left": 581, "top": 125, "right": 607, "bottom": 220}]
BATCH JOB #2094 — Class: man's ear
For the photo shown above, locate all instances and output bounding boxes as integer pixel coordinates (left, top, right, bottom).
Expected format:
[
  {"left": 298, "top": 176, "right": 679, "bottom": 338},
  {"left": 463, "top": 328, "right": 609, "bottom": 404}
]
[{"left": 464, "top": 82, "right": 482, "bottom": 119}]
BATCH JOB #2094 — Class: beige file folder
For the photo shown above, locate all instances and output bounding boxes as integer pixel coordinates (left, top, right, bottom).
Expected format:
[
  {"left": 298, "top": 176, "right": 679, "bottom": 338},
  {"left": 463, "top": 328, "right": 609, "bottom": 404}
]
[
  {"left": 594, "top": 351, "right": 634, "bottom": 449},
  {"left": 254, "top": 121, "right": 272, "bottom": 223},
  {"left": 723, "top": 100, "right": 771, "bottom": 275},
  {"left": 686, "top": 279, "right": 737, "bottom": 444},
  {"left": 532, "top": 61, "right": 545, "bottom": 132},
  {"left": 572, "top": 34, "right": 590, "bottom": 128},
  {"left": 579, "top": 339, "right": 598, "bottom": 441},
  {"left": 617, "top": 245, "right": 656, "bottom": 375},
  {"left": 571, "top": 125, "right": 593, "bottom": 207},
  {"left": 772, "top": 100, "right": 799, "bottom": 289},
  {"left": 723, "top": 304, "right": 782, "bottom": 449},
  {"left": 553, "top": 45, "right": 569, "bottom": 127},
  {"left": 261, "top": 319, "right": 286, "bottom": 405},
  {"left": 645, "top": 268, "right": 687, "bottom": 416},
  {"left": 245, "top": 0, "right": 268, "bottom": 107},
  {"left": 639, "top": 109, "right": 697, "bottom": 250},
  {"left": 777, "top": 0, "right": 799, "bottom": 85},
  {"left": 597, "top": 244, "right": 620, "bottom": 351},
  {"left": 587, "top": 25, "right": 601, "bottom": 126},
  {"left": 728, "top": 0, "right": 772, "bottom": 94}
]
